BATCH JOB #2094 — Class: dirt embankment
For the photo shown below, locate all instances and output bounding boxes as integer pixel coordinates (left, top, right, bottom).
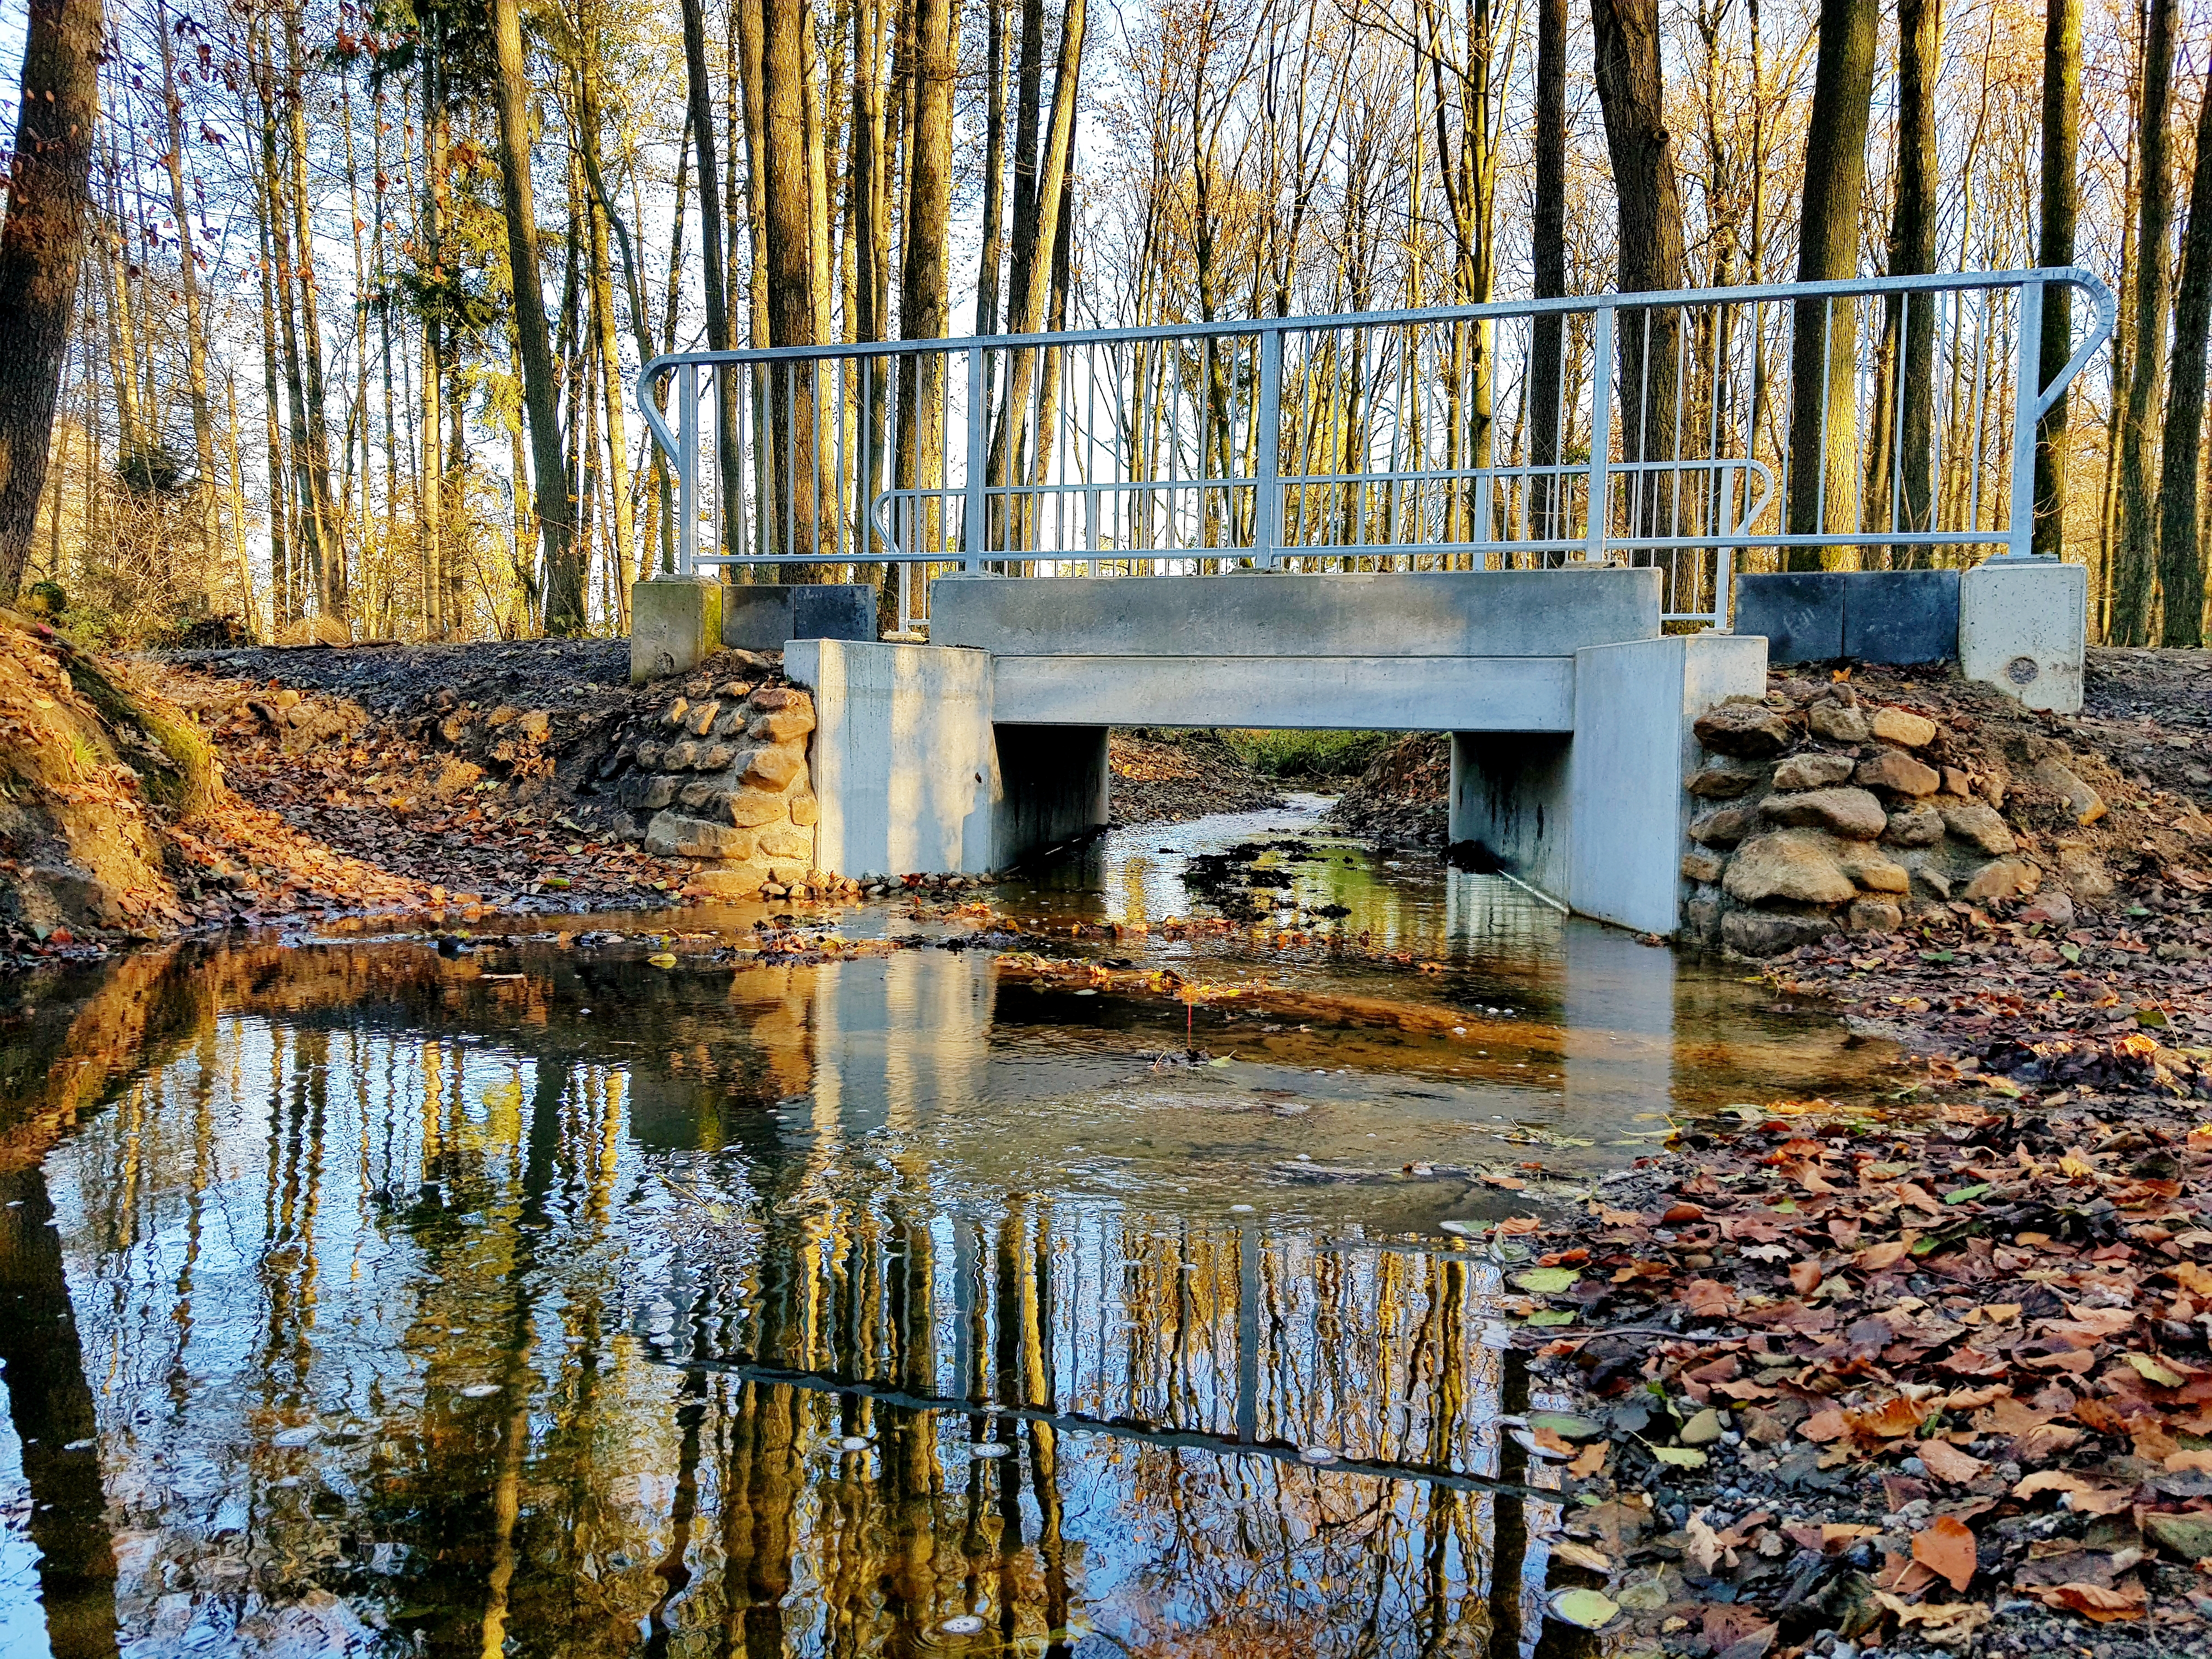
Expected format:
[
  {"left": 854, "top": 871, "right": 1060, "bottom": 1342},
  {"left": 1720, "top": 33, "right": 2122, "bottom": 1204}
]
[
  {"left": 1108, "top": 729, "right": 1284, "bottom": 823},
  {"left": 0, "top": 614, "right": 425, "bottom": 968},
  {"left": 1323, "top": 732, "right": 1451, "bottom": 847}
]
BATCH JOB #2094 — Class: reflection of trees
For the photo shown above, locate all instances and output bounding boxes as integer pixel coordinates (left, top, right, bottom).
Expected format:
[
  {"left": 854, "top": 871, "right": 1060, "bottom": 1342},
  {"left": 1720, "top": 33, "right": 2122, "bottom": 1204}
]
[{"left": 15, "top": 938, "right": 1560, "bottom": 1657}]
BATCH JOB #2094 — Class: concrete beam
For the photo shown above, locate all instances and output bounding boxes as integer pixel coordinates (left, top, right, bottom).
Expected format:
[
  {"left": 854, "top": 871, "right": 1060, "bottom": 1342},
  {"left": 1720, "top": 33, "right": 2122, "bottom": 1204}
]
[
  {"left": 990, "top": 654, "right": 1575, "bottom": 731},
  {"left": 929, "top": 567, "right": 1661, "bottom": 659},
  {"left": 785, "top": 640, "right": 997, "bottom": 876}
]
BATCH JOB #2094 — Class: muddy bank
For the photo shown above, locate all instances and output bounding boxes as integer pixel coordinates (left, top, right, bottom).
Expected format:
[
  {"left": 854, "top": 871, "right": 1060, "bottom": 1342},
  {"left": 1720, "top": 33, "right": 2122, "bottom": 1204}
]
[
  {"left": 1109, "top": 729, "right": 1285, "bottom": 823},
  {"left": 1324, "top": 732, "right": 1451, "bottom": 847}
]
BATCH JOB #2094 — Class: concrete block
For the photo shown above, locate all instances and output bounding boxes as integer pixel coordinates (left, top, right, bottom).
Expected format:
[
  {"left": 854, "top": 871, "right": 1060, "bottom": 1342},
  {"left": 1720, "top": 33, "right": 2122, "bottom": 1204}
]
[
  {"left": 785, "top": 639, "right": 997, "bottom": 876},
  {"left": 1960, "top": 558, "right": 2086, "bottom": 714},
  {"left": 630, "top": 578, "right": 724, "bottom": 685},
  {"left": 1841, "top": 568, "right": 1960, "bottom": 664},
  {"left": 1732, "top": 572, "right": 1843, "bottom": 663},
  {"left": 929, "top": 567, "right": 1661, "bottom": 659},
  {"left": 722, "top": 582, "right": 876, "bottom": 651},
  {"left": 990, "top": 654, "right": 1575, "bottom": 731},
  {"left": 994, "top": 725, "right": 1110, "bottom": 860},
  {"left": 1566, "top": 631, "right": 1769, "bottom": 934}
]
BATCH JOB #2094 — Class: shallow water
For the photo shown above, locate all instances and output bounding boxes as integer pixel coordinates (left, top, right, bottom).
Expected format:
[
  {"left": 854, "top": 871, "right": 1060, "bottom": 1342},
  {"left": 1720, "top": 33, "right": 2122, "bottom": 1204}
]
[{"left": 0, "top": 800, "right": 1894, "bottom": 1657}]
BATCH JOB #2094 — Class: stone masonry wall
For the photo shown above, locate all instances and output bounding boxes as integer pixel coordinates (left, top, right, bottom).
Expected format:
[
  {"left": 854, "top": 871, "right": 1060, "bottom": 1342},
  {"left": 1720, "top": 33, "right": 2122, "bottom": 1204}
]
[
  {"left": 612, "top": 670, "right": 822, "bottom": 899},
  {"left": 1680, "top": 680, "right": 2104, "bottom": 957}
]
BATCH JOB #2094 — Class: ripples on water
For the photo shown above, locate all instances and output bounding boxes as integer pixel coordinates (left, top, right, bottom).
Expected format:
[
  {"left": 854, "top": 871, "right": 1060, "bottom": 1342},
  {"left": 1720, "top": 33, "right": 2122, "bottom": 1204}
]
[{"left": 0, "top": 800, "right": 1891, "bottom": 1656}]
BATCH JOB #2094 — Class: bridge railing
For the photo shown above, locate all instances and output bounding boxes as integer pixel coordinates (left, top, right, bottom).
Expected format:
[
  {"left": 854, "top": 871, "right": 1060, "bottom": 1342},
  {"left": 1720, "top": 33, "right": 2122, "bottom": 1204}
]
[{"left": 639, "top": 268, "right": 2113, "bottom": 633}]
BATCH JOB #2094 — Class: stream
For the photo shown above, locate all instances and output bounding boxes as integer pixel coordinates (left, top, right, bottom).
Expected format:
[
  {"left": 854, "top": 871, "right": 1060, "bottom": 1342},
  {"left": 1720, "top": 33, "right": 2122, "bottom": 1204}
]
[{"left": 0, "top": 797, "right": 1897, "bottom": 1657}]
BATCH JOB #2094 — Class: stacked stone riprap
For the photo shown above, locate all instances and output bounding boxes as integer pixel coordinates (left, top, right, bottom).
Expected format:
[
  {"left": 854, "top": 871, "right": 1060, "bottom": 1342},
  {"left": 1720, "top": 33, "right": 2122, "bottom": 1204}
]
[
  {"left": 1680, "top": 681, "right": 2106, "bottom": 957},
  {"left": 601, "top": 674, "right": 821, "bottom": 898}
]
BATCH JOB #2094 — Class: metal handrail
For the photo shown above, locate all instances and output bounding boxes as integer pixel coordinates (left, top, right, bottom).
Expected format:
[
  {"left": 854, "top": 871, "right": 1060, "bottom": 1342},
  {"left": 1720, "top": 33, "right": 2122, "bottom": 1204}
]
[{"left": 637, "top": 267, "right": 2115, "bottom": 629}]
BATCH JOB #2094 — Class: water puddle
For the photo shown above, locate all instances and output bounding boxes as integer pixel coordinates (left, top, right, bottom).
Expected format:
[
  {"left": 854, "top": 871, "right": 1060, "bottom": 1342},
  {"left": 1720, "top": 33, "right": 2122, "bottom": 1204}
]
[{"left": 0, "top": 799, "right": 1896, "bottom": 1655}]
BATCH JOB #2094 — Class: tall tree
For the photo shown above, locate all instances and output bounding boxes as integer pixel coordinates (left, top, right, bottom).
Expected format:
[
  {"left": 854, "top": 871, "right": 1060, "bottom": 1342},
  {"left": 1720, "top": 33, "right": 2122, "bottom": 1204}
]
[
  {"left": 896, "top": 0, "right": 958, "bottom": 547},
  {"left": 2032, "top": 0, "right": 2082, "bottom": 557},
  {"left": 1892, "top": 0, "right": 1937, "bottom": 556},
  {"left": 1782, "top": 0, "right": 1878, "bottom": 564},
  {"left": 2109, "top": 0, "right": 2175, "bottom": 644},
  {"left": 1589, "top": 0, "right": 1685, "bottom": 534},
  {"left": 1527, "top": 0, "right": 1567, "bottom": 541},
  {"left": 487, "top": 0, "right": 582, "bottom": 628},
  {"left": 2154, "top": 55, "right": 2212, "bottom": 647},
  {"left": 761, "top": 0, "right": 821, "bottom": 562},
  {"left": 0, "top": 0, "right": 104, "bottom": 598}
]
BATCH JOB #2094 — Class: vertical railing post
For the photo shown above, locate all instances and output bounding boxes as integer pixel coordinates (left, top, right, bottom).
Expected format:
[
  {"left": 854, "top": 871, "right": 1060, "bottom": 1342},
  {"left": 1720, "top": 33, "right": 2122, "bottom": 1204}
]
[
  {"left": 1585, "top": 303, "right": 1614, "bottom": 562},
  {"left": 965, "top": 343, "right": 988, "bottom": 572},
  {"left": 1253, "top": 326, "right": 1284, "bottom": 568},
  {"left": 678, "top": 363, "right": 698, "bottom": 577},
  {"left": 2006, "top": 278, "right": 2045, "bottom": 560}
]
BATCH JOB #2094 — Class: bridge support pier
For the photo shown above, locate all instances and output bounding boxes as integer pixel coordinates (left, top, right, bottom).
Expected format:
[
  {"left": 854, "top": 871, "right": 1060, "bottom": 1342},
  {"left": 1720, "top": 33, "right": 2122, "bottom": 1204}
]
[{"left": 1451, "top": 634, "right": 1767, "bottom": 934}]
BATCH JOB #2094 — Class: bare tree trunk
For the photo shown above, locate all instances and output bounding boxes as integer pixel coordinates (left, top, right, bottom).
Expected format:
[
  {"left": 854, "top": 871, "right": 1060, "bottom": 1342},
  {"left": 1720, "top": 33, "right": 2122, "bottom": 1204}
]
[
  {"left": 156, "top": 0, "right": 225, "bottom": 604},
  {"left": 2111, "top": 0, "right": 2175, "bottom": 645},
  {"left": 977, "top": 0, "right": 1008, "bottom": 338},
  {"left": 763, "top": 0, "right": 822, "bottom": 565},
  {"left": 1783, "top": 0, "right": 1877, "bottom": 566},
  {"left": 1528, "top": 0, "right": 1566, "bottom": 544},
  {"left": 1883, "top": 0, "right": 1938, "bottom": 563},
  {"left": 577, "top": 61, "right": 637, "bottom": 611},
  {"left": 489, "top": 0, "right": 581, "bottom": 630},
  {"left": 2154, "top": 57, "right": 2212, "bottom": 647},
  {"left": 2032, "top": 0, "right": 2081, "bottom": 557},
  {"left": 1590, "top": 0, "right": 1685, "bottom": 542},
  {"left": 896, "top": 0, "right": 957, "bottom": 551},
  {"left": 283, "top": 1, "right": 347, "bottom": 622},
  {"left": 0, "top": 0, "right": 101, "bottom": 597}
]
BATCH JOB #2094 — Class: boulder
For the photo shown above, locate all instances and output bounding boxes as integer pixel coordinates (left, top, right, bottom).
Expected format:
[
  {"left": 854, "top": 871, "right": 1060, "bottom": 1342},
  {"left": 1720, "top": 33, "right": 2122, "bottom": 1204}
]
[
  {"left": 1807, "top": 703, "right": 1871, "bottom": 743},
  {"left": 1773, "top": 753, "right": 1857, "bottom": 791},
  {"left": 1841, "top": 855, "right": 1911, "bottom": 894},
  {"left": 1680, "top": 850, "right": 1726, "bottom": 884},
  {"left": 1854, "top": 750, "right": 1940, "bottom": 797},
  {"left": 721, "top": 786, "right": 791, "bottom": 828},
  {"left": 1940, "top": 801, "right": 2017, "bottom": 856},
  {"left": 1688, "top": 759, "right": 1770, "bottom": 798},
  {"left": 750, "top": 686, "right": 812, "bottom": 713},
  {"left": 1959, "top": 858, "right": 2040, "bottom": 901},
  {"left": 738, "top": 745, "right": 804, "bottom": 789},
  {"left": 748, "top": 707, "right": 816, "bottom": 744},
  {"left": 634, "top": 740, "right": 665, "bottom": 769},
  {"left": 2054, "top": 839, "right": 2113, "bottom": 901},
  {"left": 663, "top": 739, "right": 701, "bottom": 769},
  {"left": 2031, "top": 758, "right": 2107, "bottom": 825},
  {"left": 1689, "top": 803, "right": 1759, "bottom": 846},
  {"left": 686, "top": 864, "right": 773, "bottom": 898},
  {"left": 685, "top": 700, "right": 722, "bottom": 736},
  {"left": 1882, "top": 805, "right": 1945, "bottom": 848},
  {"left": 1867, "top": 707, "right": 1938, "bottom": 749},
  {"left": 697, "top": 743, "right": 736, "bottom": 772},
  {"left": 644, "top": 813, "right": 758, "bottom": 860},
  {"left": 1846, "top": 897, "right": 1903, "bottom": 934},
  {"left": 1940, "top": 766, "right": 1972, "bottom": 797},
  {"left": 1722, "top": 907, "right": 1836, "bottom": 957},
  {"left": 787, "top": 789, "right": 820, "bottom": 827},
  {"left": 711, "top": 709, "right": 748, "bottom": 738},
  {"left": 618, "top": 774, "right": 677, "bottom": 811},
  {"left": 660, "top": 698, "right": 690, "bottom": 727},
  {"left": 676, "top": 780, "right": 718, "bottom": 811},
  {"left": 2020, "top": 891, "right": 2076, "bottom": 929},
  {"left": 1759, "top": 787, "right": 1887, "bottom": 840},
  {"left": 1724, "top": 831, "right": 1859, "bottom": 906},
  {"left": 1694, "top": 701, "right": 1797, "bottom": 758},
  {"left": 757, "top": 825, "right": 816, "bottom": 861}
]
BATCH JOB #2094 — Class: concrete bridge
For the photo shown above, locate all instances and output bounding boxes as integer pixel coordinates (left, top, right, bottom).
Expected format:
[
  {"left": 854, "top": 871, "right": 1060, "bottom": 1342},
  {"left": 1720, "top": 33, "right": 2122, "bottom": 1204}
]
[{"left": 785, "top": 567, "right": 1762, "bottom": 935}]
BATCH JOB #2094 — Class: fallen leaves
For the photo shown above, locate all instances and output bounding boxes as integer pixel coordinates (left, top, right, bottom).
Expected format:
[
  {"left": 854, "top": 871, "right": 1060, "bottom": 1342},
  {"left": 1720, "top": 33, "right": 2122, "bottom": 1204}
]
[{"left": 1911, "top": 1514, "right": 1978, "bottom": 1592}]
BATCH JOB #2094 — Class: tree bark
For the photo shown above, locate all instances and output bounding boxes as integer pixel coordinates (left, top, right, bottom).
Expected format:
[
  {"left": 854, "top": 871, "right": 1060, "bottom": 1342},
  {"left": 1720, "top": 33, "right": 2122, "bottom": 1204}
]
[
  {"left": 2032, "top": 0, "right": 2081, "bottom": 557},
  {"left": 1589, "top": 0, "right": 1685, "bottom": 535},
  {"left": 763, "top": 0, "right": 822, "bottom": 562},
  {"left": 2154, "top": 57, "right": 2212, "bottom": 647},
  {"left": 1528, "top": 0, "right": 1567, "bottom": 543},
  {"left": 2111, "top": 0, "right": 2175, "bottom": 645},
  {"left": 1783, "top": 0, "right": 1878, "bottom": 565},
  {"left": 1883, "top": 0, "right": 1938, "bottom": 561},
  {"left": 488, "top": 0, "right": 582, "bottom": 630},
  {"left": 896, "top": 0, "right": 957, "bottom": 549},
  {"left": 0, "top": 0, "right": 102, "bottom": 598}
]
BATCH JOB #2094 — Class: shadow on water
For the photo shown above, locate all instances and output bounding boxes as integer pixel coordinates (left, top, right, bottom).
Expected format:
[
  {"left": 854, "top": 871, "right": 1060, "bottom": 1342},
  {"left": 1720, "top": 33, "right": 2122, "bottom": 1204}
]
[{"left": 0, "top": 806, "right": 1898, "bottom": 1656}]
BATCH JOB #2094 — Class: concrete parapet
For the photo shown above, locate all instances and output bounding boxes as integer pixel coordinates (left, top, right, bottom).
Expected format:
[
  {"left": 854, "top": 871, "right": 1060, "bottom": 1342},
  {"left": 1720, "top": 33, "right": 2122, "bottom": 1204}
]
[
  {"left": 723, "top": 583, "right": 876, "bottom": 651},
  {"left": 929, "top": 567, "right": 1661, "bottom": 659},
  {"left": 630, "top": 578, "right": 724, "bottom": 685},
  {"left": 1959, "top": 558, "right": 2085, "bottom": 714}
]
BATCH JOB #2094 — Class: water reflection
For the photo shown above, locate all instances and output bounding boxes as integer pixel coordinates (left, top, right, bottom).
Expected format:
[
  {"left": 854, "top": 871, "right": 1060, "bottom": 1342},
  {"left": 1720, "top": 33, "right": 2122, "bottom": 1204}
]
[{"left": 0, "top": 810, "right": 1892, "bottom": 1656}]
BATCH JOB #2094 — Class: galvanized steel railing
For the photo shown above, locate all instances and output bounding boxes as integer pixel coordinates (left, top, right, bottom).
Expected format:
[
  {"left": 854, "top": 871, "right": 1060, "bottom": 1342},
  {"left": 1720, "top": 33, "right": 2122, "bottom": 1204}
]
[{"left": 638, "top": 268, "right": 2113, "bottom": 633}]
